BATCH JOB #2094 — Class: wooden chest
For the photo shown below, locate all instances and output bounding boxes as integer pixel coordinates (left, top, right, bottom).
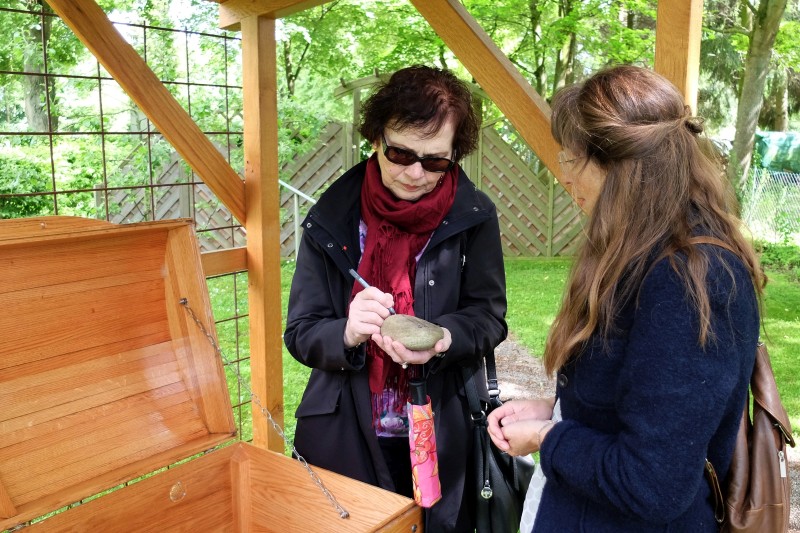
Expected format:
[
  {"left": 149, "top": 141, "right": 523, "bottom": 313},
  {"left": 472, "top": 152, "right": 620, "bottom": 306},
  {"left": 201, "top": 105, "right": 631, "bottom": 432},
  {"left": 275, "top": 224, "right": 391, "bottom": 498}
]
[{"left": 0, "top": 217, "right": 422, "bottom": 532}]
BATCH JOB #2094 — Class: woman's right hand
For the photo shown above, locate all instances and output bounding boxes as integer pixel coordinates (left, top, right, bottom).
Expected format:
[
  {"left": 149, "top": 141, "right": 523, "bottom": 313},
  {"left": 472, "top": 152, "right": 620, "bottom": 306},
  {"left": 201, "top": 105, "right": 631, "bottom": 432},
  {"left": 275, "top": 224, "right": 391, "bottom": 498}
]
[{"left": 343, "top": 286, "right": 395, "bottom": 348}]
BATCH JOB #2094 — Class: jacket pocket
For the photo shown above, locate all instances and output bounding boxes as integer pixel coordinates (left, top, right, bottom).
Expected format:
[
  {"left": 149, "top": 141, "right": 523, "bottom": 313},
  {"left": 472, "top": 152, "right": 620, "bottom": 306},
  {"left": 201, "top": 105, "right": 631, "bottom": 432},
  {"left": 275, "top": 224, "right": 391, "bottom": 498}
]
[{"left": 294, "top": 369, "right": 344, "bottom": 417}]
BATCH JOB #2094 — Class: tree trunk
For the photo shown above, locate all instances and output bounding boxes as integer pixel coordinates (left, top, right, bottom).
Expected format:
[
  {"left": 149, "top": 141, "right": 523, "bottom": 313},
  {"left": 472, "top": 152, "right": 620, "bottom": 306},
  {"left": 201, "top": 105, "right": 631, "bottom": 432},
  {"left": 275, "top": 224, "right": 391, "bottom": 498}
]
[
  {"left": 727, "top": 0, "right": 787, "bottom": 189},
  {"left": 528, "top": 0, "right": 546, "bottom": 95},
  {"left": 551, "top": 0, "right": 576, "bottom": 96},
  {"left": 767, "top": 68, "right": 788, "bottom": 131},
  {"left": 22, "top": 1, "right": 55, "bottom": 131}
]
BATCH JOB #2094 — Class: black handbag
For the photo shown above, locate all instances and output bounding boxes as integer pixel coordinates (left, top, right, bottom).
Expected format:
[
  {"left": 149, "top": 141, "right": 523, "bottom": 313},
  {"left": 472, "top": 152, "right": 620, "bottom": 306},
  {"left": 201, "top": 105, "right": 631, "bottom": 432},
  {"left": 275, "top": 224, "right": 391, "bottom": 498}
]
[{"left": 462, "top": 353, "right": 535, "bottom": 533}]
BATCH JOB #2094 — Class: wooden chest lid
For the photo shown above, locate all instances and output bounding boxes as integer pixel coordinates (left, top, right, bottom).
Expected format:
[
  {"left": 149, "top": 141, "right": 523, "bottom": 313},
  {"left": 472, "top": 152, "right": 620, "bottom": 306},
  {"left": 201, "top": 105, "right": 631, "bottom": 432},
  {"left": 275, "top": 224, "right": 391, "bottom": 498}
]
[{"left": 0, "top": 217, "right": 236, "bottom": 529}]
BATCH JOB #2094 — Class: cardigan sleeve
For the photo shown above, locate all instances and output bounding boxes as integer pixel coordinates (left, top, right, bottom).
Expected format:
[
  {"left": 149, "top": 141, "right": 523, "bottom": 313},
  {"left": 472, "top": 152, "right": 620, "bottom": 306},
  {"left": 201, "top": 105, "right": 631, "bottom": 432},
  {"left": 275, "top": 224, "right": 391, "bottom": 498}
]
[{"left": 538, "top": 250, "right": 759, "bottom": 523}]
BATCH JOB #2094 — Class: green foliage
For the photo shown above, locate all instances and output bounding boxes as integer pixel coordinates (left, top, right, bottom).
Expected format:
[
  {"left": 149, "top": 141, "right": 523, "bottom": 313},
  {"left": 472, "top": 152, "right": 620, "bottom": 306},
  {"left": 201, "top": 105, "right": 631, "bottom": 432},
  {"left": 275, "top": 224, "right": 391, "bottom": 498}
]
[
  {"left": 756, "top": 240, "right": 800, "bottom": 280},
  {"left": 0, "top": 148, "right": 53, "bottom": 218},
  {"left": 760, "top": 272, "right": 800, "bottom": 434},
  {"left": 773, "top": 20, "right": 800, "bottom": 71},
  {"left": 278, "top": 98, "right": 329, "bottom": 169}
]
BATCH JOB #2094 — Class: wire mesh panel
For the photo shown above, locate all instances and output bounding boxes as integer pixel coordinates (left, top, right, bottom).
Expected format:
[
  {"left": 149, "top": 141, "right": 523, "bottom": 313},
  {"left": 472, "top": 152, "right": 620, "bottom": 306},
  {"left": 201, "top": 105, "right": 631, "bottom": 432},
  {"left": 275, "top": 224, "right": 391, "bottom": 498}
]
[
  {"left": 0, "top": 3, "right": 244, "bottom": 252},
  {"left": 741, "top": 168, "right": 800, "bottom": 244}
]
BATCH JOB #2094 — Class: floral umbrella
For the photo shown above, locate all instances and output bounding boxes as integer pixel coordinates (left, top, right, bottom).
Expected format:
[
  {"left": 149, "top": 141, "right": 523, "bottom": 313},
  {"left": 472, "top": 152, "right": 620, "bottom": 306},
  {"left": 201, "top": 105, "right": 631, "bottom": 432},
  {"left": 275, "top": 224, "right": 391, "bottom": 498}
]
[{"left": 408, "top": 378, "right": 441, "bottom": 507}]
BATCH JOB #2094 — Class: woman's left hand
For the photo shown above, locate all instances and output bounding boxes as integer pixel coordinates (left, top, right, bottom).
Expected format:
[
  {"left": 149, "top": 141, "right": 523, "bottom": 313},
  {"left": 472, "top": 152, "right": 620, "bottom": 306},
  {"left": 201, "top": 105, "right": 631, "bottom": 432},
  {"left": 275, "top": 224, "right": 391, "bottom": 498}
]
[
  {"left": 372, "top": 327, "right": 452, "bottom": 366},
  {"left": 487, "top": 399, "right": 556, "bottom": 456},
  {"left": 489, "top": 417, "right": 555, "bottom": 457}
]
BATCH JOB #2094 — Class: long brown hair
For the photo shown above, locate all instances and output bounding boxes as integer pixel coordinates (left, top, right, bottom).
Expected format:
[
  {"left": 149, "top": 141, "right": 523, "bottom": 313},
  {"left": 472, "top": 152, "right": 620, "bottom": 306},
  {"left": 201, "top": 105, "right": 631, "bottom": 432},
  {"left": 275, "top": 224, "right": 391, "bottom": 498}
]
[{"left": 543, "top": 65, "right": 765, "bottom": 375}]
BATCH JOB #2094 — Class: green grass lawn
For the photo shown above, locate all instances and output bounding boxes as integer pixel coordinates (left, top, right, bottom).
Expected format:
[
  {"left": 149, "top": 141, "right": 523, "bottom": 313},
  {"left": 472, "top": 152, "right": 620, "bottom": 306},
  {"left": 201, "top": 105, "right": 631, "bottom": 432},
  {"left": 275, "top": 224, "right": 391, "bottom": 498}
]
[{"left": 217, "top": 257, "right": 800, "bottom": 453}]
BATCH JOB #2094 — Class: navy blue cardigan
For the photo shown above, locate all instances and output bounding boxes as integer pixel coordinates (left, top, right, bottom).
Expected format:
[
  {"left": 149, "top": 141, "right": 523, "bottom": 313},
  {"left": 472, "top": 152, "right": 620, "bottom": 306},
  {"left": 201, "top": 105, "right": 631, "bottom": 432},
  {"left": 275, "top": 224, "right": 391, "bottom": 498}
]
[{"left": 535, "top": 244, "right": 759, "bottom": 532}]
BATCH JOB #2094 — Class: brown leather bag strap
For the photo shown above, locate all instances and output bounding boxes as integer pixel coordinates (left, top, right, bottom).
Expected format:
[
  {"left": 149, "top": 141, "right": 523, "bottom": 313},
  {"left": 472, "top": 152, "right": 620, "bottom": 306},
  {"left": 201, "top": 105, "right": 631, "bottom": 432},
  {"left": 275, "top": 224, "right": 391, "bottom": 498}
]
[
  {"left": 687, "top": 235, "right": 737, "bottom": 255},
  {"left": 704, "top": 458, "right": 726, "bottom": 524},
  {"left": 753, "top": 343, "right": 795, "bottom": 446}
]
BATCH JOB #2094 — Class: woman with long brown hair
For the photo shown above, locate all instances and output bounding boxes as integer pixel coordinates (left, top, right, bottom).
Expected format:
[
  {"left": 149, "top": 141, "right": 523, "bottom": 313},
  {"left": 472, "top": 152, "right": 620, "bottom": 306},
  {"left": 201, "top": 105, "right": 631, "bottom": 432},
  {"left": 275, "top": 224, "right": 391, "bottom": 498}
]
[{"left": 487, "top": 65, "right": 764, "bottom": 532}]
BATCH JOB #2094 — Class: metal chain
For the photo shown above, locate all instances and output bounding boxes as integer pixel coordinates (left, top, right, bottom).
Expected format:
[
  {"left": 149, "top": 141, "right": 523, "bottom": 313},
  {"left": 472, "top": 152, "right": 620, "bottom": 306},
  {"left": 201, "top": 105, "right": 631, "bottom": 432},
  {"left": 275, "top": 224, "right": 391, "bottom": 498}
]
[{"left": 180, "top": 298, "right": 350, "bottom": 519}]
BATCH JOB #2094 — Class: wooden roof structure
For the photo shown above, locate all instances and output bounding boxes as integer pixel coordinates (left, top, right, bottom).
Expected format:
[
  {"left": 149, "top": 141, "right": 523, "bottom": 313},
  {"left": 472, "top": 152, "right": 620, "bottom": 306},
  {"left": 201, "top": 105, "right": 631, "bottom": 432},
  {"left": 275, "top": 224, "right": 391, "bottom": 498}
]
[{"left": 43, "top": 0, "right": 702, "bottom": 452}]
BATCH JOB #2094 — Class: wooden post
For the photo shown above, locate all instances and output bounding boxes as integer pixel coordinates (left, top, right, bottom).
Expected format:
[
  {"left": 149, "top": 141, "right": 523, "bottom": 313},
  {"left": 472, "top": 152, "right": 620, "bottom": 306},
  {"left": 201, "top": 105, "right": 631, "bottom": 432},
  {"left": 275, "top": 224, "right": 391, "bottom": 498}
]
[
  {"left": 654, "top": 0, "right": 703, "bottom": 112},
  {"left": 240, "top": 14, "right": 285, "bottom": 453}
]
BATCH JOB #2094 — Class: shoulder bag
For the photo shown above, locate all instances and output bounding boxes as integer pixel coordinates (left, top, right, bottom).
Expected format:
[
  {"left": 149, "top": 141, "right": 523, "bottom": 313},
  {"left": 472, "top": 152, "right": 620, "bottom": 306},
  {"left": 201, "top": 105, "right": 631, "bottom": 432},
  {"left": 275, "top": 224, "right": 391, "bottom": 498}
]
[
  {"left": 689, "top": 236, "right": 796, "bottom": 532},
  {"left": 462, "top": 352, "right": 535, "bottom": 533},
  {"left": 706, "top": 342, "right": 795, "bottom": 532}
]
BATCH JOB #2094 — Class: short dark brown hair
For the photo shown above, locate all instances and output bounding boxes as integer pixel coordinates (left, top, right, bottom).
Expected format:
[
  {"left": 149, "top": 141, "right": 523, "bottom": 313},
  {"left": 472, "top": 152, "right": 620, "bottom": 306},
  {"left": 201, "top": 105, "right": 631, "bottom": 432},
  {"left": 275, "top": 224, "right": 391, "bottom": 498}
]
[{"left": 359, "top": 65, "right": 479, "bottom": 161}]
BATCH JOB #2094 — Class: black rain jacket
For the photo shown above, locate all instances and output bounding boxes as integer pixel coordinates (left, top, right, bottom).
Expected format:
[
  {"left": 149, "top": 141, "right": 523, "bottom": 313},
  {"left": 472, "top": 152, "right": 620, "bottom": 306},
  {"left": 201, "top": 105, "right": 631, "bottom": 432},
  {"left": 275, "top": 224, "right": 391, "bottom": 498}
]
[{"left": 284, "top": 160, "right": 508, "bottom": 532}]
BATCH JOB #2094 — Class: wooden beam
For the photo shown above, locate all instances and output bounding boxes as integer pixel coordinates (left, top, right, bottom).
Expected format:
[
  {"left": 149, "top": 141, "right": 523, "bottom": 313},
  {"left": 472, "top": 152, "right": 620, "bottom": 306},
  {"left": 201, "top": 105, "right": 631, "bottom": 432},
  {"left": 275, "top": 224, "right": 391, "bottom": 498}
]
[
  {"left": 240, "top": 14, "right": 285, "bottom": 453},
  {"left": 201, "top": 247, "right": 248, "bottom": 277},
  {"left": 45, "top": 0, "right": 246, "bottom": 224},
  {"left": 654, "top": 0, "right": 703, "bottom": 113},
  {"left": 218, "top": 0, "right": 332, "bottom": 30},
  {"left": 409, "top": 0, "right": 561, "bottom": 180}
]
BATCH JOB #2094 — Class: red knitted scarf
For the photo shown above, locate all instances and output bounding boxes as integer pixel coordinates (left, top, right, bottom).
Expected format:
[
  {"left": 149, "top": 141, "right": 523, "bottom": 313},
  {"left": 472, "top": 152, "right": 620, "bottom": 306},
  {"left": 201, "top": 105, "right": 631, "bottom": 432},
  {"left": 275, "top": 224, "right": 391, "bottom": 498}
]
[{"left": 353, "top": 155, "right": 458, "bottom": 396}]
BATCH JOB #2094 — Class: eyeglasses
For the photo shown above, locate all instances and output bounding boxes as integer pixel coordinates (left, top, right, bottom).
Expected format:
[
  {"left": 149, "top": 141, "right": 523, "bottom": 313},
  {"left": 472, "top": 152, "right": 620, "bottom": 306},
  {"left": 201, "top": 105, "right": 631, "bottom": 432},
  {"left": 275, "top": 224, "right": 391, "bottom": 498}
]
[
  {"left": 381, "top": 134, "right": 455, "bottom": 173},
  {"left": 558, "top": 151, "right": 584, "bottom": 166}
]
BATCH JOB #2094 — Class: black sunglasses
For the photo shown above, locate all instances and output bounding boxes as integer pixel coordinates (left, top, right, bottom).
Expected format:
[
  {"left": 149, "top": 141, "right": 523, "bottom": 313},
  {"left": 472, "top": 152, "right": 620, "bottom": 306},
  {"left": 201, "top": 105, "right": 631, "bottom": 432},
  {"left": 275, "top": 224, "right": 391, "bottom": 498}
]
[{"left": 381, "top": 134, "right": 455, "bottom": 173}]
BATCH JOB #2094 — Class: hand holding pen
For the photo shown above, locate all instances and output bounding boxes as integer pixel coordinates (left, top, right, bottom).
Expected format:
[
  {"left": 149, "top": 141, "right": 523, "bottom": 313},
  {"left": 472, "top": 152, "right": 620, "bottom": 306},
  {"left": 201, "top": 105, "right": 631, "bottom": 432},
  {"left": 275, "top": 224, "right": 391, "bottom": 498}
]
[{"left": 349, "top": 269, "right": 396, "bottom": 315}]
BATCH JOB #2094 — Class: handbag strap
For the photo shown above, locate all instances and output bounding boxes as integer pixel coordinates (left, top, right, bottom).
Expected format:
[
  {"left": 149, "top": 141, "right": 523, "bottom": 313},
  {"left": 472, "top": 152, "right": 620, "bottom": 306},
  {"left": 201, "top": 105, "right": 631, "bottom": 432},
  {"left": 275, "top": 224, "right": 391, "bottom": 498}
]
[
  {"left": 687, "top": 235, "right": 736, "bottom": 254},
  {"left": 752, "top": 343, "right": 795, "bottom": 446},
  {"left": 462, "top": 364, "right": 486, "bottom": 428},
  {"left": 485, "top": 349, "right": 500, "bottom": 402}
]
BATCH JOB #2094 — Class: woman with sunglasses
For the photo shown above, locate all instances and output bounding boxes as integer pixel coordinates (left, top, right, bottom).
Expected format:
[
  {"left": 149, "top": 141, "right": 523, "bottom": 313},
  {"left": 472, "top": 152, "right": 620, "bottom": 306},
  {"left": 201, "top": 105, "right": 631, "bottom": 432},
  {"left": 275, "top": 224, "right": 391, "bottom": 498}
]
[{"left": 284, "top": 64, "right": 507, "bottom": 532}]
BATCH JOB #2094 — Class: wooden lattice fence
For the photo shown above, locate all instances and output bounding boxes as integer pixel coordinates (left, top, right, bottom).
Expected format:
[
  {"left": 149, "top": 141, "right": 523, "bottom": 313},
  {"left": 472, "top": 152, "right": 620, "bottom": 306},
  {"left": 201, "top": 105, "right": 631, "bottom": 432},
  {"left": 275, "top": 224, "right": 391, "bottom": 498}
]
[
  {"left": 278, "top": 122, "right": 349, "bottom": 257},
  {"left": 478, "top": 126, "right": 584, "bottom": 257},
  {"left": 278, "top": 120, "right": 585, "bottom": 258},
  {"left": 97, "top": 152, "right": 245, "bottom": 253},
  {"left": 96, "top": 119, "right": 584, "bottom": 258}
]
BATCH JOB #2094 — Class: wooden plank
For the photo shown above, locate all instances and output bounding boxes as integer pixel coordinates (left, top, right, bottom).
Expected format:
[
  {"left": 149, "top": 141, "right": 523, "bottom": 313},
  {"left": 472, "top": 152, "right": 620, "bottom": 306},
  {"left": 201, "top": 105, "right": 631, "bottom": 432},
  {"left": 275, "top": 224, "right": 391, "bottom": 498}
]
[
  {"left": 0, "top": 231, "right": 167, "bottom": 294},
  {"left": 21, "top": 450, "right": 234, "bottom": 532},
  {"left": 410, "top": 0, "right": 561, "bottom": 181},
  {"left": 0, "top": 351, "right": 179, "bottom": 421},
  {"left": 164, "top": 225, "right": 236, "bottom": 435},
  {"left": 654, "top": 0, "right": 702, "bottom": 112},
  {"left": 201, "top": 247, "right": 248, "bottom": 277},
  {"left": 11, "top": 415, "right": 210, "bottom": 505},
  {"left": 45, "top": 0, "right": 246, "bottom": 224},
  {"left": 230, "top": 447, "right": 253, "bottom": 532},
  {"left": 0, "top": 479, "right": 16, "bottom": 519},
  {"left": 0, "top": 336, "right": 173, "bottom": 435},
  {"left": 241, "top": 15, "right": 285, "bottom": 452},
  {"left": 245, "top": 443, "right": 421, "bottom": 531},
  {"left": 0, "top": 390, "right": 197, "bottom": 471},
  {"left": 0, "top": 216, "right": 113, "bottom": 241},
  {"left": 0, "top": 435, "right": 230, "bottom": 532},
  {"left": 0, "top": 340, "right": 174, "bottom": 401},
  {"left": 217, "top": 0, "right": 332, "bottom": 30},
  {"left": 0, "top": 218, "right": 188, "bottom": 244},
  {"left": 0, "top": 286, "right": 169, "bottom": 369},
  {"left": 1, "top": 380, "right": 188, "bottom": 449}
]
